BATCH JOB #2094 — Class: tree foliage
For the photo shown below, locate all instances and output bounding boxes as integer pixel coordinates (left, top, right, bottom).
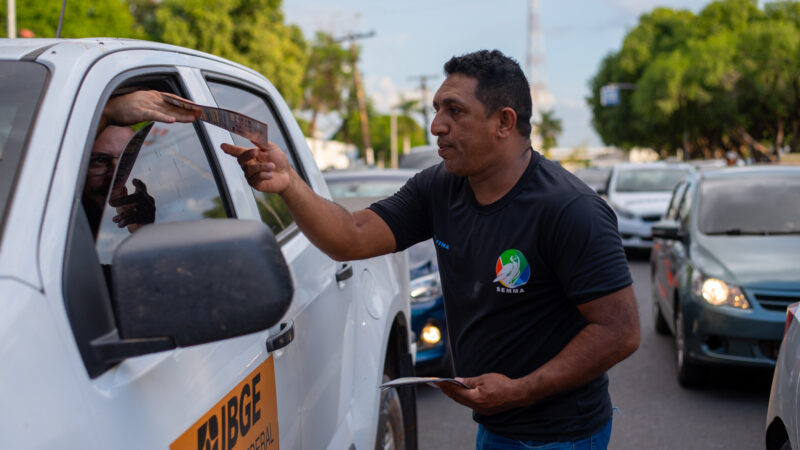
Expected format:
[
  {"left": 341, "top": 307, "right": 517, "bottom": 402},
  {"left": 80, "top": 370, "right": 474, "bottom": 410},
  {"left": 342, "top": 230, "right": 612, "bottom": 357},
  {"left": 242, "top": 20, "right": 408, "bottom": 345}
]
[
  {"left": 534, "top": 110, "right": 563, "bottom": 152},
  {"left": 300, "top": 32, "right": 352, "bottom": 138},
  {"left": 152, "top": 0, "right": 307, "bottom": 106},
  {"left": 333, "top": 104, "right": 426, "bottom": 165},
  {"left": 1, "top": 0, "right": 144, "bottom": 39},
  {"left": 588, "top": 0, "right": 800, "bottom": 160}
]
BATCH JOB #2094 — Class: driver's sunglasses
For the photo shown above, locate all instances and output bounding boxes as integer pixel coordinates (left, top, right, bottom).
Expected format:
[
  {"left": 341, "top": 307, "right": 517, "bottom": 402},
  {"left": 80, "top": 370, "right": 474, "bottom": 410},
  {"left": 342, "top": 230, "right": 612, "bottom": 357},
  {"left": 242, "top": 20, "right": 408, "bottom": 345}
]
[{"left": 88, "top": 152, "right": 120, "bottom": 176}]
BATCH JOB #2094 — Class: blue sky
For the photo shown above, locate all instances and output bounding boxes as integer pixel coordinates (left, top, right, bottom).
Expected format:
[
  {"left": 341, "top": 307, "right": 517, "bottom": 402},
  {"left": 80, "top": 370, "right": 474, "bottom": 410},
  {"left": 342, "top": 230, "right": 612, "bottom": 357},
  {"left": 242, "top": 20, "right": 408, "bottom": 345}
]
[{"left": 284, "top": 0, "right": 711, "bottom": 148}]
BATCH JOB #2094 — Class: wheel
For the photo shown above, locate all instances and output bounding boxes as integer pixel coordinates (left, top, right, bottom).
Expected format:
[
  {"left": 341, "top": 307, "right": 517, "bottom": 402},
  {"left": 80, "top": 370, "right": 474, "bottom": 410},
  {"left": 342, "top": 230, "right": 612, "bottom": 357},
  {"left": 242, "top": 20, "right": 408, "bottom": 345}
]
[
  {"left": 375, "top": 374, "right": 406, "bottom": 450},
  {"left": 653, "top": 301, "right": 670, "bottom": 335},
  {"left": 674, "top": 303, "right": 703, "bottom": 387},
  {"left": 780, "top": 440, "right": 791, "bottom": 450}
]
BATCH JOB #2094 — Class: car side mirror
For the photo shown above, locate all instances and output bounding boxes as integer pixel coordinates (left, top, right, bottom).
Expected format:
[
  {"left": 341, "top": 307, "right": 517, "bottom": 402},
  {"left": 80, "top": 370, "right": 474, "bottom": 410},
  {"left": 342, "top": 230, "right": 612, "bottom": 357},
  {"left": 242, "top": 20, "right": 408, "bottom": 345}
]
[
  {"left": 652, "top": 219, "right": 684, "bottom": 240},
  {"left": 91, "top": 219, "right": 294, "bottom": 364},
  {"left": 596, "top": 186, "right": 607, "bottom": 196}
]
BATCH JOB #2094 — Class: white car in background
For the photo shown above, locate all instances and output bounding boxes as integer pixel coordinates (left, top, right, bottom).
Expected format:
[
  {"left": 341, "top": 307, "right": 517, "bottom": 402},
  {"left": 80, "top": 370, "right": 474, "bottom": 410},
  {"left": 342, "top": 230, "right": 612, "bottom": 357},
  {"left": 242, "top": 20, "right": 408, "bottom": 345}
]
[
  {"left": 766, "top": 302, "right": 800, "bottom": 450},
  {"left": 0, "top": 38, "right": 416, "bottom": 450},
  {"left": 602, "top": 162, "right": 693, "bottom": 249}
]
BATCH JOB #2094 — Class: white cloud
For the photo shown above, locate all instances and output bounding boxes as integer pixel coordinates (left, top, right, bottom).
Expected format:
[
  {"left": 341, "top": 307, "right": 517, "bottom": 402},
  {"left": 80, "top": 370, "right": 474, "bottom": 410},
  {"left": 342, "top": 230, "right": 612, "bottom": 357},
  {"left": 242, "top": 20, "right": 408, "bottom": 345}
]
[{"left": 364, "top": 75, "right": 429, "bottom": 114}]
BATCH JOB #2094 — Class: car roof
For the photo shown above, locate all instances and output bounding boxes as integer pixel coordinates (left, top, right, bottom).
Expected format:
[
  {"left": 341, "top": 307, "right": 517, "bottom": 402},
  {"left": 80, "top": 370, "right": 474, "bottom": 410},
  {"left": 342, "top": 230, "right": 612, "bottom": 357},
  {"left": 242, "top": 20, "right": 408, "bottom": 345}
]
[
  {"left": 323, "top": 168, "right": 419, "bottom": 182},
  {"left": 697, "top": 165, "right": 800, "bottom": 181},
  {"left": 0, "top": 38, "right": 259, "bottom": 78},
  {"left": 612, "top": 161, "right": 694, "bottom": 171}
]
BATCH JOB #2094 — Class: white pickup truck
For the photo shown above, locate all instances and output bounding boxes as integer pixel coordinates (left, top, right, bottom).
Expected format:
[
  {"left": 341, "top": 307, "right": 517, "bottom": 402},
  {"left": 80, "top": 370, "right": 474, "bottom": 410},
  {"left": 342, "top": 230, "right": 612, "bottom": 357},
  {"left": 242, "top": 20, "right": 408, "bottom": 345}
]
[{"left": 0, "top": 38, "right": 416, "bottom": 450}]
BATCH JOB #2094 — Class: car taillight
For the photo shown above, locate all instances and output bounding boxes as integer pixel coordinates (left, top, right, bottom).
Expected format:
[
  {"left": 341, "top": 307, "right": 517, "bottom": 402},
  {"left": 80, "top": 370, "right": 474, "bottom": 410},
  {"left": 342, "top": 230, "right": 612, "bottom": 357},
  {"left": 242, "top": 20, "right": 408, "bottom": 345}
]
[{"left": 785, "top": 302, "right": 800, "bottom": 338}]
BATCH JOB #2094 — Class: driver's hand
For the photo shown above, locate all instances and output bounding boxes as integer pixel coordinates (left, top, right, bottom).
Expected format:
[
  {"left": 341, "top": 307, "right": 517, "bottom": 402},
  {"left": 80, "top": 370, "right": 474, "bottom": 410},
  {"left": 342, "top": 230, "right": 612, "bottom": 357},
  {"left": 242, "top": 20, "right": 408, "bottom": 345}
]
[{"left": 109, "top": 178, "right": 156, "bottom": 232}]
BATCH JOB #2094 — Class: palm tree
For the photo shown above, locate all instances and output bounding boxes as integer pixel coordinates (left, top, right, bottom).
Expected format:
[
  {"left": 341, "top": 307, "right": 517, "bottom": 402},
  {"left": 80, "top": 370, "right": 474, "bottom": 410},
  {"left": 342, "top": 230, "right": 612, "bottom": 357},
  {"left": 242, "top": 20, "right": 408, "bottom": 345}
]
[{"left": 534, "top": 109, "right": 563, "bottom": 154}]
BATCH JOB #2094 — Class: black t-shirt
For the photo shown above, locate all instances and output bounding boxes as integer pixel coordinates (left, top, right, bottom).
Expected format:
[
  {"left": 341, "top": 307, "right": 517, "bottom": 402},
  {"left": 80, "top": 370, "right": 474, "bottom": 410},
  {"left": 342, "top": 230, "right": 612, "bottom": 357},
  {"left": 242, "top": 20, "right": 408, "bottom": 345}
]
[{"left": 369, "top": 150, "right": 632, "bottom": 441}]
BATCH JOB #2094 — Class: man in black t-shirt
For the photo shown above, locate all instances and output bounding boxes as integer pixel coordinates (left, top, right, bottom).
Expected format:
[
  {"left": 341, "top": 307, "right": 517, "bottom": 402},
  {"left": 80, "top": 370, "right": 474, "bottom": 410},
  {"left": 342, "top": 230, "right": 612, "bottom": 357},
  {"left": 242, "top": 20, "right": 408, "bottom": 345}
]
[{"left": 222, "top": 50, "right": 640, "bottom": 449}]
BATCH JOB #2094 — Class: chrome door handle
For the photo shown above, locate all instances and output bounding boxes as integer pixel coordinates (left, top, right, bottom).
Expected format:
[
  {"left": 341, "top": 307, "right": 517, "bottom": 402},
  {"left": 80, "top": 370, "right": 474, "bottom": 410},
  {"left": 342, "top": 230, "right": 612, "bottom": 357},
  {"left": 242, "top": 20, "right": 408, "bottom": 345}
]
[{"left": 266, "top": 321, "right": 294, "bottom": 352}]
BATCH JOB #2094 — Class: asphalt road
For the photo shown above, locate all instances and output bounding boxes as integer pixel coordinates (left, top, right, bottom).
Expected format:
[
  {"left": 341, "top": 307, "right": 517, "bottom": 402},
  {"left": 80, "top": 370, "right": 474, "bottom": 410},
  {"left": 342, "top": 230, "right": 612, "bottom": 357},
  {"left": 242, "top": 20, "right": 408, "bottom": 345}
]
[{"left": 415, "top": 254, "right": 773, "bottom": 449}]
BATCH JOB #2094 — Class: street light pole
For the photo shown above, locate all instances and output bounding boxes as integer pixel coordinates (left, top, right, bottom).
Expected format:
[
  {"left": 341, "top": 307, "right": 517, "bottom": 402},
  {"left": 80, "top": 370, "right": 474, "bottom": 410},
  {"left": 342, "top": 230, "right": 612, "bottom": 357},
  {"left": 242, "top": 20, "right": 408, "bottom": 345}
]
[{"left": 7, "top": 0, "right": 16, "bottom": 39}]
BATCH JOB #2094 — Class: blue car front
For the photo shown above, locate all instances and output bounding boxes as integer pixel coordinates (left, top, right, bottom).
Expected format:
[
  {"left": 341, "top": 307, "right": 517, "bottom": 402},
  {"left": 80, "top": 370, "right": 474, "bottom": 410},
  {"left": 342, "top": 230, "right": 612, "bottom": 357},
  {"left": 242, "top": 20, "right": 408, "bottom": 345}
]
[{"left": 407, "top": 240, "right": 452, "bottom": 375}]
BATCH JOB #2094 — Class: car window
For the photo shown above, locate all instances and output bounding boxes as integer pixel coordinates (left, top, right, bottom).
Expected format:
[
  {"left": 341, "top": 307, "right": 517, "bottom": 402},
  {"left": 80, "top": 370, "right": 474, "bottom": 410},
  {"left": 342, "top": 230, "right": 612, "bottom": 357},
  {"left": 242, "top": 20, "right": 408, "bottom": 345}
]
[
  {"left": 0, "top": 61, "right": 49, "bottom": 237},
  {"left": 665, "top": 181, "right": 688, "bottom": 220},
  {"left": 205, "top": 80, "right": 295, "bottom": 236},
  {"left": 90, "top": 115, "right": 229, "bottom": 264},
  {"left": 614, "top": 168, "right": 691, "bottom": 192},
  {"left": 676, "top": 182, "right": 693, "bottom": 225},
  {"left": 699, "top": 175, "right": 800, "bottom": 235}
]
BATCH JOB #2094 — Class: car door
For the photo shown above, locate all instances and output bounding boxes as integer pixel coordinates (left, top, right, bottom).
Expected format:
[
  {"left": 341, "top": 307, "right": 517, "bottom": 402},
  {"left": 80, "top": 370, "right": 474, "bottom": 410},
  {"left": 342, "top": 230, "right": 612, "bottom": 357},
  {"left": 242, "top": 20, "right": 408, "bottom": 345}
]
[
  {"left": 653, "top": 181, "right": 688, "bottom": 311},
  {"left": 40, "top": 49, "right": 286, "bottom": 449},
  {"left": 200, "top": 75, "right": 358, "bottom": 449},
  {"left": 663, "top": 181, "right": 694, "bottom": 319}
]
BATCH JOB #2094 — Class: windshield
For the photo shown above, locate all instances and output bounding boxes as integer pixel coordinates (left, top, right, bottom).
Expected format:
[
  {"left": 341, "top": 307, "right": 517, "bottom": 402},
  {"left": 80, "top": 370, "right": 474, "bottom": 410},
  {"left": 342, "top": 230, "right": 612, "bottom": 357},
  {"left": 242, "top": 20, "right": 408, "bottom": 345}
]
[
  {"left": 326, "top": 177, "right": 407, "bottom": 199},
  {"left": 614, "top": 168, "right": 690, "bottom": 192},
  {"left": 0, "top": 61, "right": 49, "bottom": 235},
  {"left": 700, "top": 175, "right": 800, "bottom": 235},
  {"left": 574, "top": 167, "right": 610, "bottom": 185}
]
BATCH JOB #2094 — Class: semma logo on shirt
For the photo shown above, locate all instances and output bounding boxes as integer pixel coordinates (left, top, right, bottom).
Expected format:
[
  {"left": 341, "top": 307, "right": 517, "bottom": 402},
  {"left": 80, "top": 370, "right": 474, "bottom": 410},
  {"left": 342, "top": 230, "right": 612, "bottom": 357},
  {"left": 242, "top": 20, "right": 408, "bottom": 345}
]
[{"left": 493, "top": 249, "right": 531, "bottom": 292}]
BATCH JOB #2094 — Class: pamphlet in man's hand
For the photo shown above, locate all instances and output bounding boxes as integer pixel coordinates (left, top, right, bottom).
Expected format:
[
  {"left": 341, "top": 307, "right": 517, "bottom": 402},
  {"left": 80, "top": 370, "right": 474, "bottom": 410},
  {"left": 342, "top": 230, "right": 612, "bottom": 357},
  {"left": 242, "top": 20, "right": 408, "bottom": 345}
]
[
  {"left": 160, "top": 92, "right": 269, "bottom": 148},
  {"left": 379, "top": 377, "right": 471, "bottom": 390}
]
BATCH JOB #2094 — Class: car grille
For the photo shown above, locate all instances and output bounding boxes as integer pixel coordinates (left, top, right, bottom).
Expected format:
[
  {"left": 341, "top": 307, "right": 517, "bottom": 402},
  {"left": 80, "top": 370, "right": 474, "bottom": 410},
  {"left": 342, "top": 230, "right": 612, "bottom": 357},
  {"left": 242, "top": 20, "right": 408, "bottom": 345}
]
[
  {"left": 752, "top": 292, "right": 800, "bottom": 312},
  {"left": 641, "top": 215, "right": 662, "bottom": 222}
]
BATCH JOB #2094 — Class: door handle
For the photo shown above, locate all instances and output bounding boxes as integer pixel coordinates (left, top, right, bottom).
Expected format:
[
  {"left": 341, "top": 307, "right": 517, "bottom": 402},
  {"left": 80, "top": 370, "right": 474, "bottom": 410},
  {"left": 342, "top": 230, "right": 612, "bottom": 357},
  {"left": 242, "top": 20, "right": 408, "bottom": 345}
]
[
  {"left": 266, "top": 321, "right": 294, "bottom": 352},
  {"left": 335, "top": 263, "right": 353, "bottom": 283}
]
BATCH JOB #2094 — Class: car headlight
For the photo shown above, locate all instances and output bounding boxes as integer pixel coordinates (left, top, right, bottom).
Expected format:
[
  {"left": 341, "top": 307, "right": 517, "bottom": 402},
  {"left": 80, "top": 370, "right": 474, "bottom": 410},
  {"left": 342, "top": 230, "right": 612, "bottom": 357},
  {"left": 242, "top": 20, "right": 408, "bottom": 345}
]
[
  {"left": 692, "top": 272, "right": 749, "bottom": 309},
  {"left": 409, "top": 272, "right": 441, "bottom": 304},
  {"left": 609, "top": 201, "right": 635, "bottom": 220}
]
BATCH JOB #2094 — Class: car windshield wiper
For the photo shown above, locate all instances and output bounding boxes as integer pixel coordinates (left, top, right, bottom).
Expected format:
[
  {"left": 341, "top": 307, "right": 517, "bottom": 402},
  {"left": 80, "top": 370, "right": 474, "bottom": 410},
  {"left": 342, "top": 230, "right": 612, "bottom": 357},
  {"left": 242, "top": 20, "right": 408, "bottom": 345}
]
[{"left": 705, "top": 229, "right": 800, "bottom": 236}]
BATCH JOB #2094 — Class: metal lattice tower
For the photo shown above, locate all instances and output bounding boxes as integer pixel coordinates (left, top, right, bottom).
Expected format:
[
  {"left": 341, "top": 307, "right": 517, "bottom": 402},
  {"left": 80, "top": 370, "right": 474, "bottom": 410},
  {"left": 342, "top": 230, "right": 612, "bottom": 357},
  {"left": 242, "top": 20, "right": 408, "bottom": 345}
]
[{"left": 527, "top": 0, "right": 552, "bottom": 119}]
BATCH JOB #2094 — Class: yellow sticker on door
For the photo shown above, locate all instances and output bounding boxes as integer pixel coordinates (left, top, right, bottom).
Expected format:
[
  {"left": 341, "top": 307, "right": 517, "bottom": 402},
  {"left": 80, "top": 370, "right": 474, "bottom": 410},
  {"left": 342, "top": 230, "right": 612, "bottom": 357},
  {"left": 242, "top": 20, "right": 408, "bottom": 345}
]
[{"left": 171, "top": 356, "right": 279, "bottom": 450}]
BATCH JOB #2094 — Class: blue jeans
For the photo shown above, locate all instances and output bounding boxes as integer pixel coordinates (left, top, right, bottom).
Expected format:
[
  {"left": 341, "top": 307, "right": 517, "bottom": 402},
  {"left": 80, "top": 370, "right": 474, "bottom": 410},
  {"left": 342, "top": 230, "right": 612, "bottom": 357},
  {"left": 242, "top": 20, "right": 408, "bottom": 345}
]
[{"left": 476, "top": 417, "right": 613, "bottom": 450}]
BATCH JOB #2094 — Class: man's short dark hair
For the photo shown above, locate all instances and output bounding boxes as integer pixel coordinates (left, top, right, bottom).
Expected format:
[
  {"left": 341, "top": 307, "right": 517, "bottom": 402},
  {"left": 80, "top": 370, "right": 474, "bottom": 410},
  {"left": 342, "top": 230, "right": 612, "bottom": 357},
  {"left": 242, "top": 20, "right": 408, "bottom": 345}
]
[{"left": 443, "top": 50, "right": 532, "bottom": 138}]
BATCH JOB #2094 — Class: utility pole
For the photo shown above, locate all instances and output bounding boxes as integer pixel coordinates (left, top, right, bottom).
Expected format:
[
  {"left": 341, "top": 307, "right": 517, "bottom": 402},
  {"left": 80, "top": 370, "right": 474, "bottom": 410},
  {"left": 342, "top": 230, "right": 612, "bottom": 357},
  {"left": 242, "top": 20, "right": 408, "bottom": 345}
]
[
  {"left": 7, "top": 0, "right": 16, "bottom": 38},
  {"left": 335, "top": 31, "right": 375, "bottom": 165},
  {"left": 408, "top": 74, "right": 438, "bottom": 145}
]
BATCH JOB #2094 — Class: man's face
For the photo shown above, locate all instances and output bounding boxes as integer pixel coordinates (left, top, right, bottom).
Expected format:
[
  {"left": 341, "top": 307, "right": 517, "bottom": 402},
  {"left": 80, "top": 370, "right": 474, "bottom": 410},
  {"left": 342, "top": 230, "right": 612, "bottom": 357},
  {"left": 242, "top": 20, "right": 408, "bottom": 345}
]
[
  {"left": 84, "top": 126, "right": 134, "bottom": 203},
  {"left": 431, "top": 74, "right": 498, "bottom": 177}
]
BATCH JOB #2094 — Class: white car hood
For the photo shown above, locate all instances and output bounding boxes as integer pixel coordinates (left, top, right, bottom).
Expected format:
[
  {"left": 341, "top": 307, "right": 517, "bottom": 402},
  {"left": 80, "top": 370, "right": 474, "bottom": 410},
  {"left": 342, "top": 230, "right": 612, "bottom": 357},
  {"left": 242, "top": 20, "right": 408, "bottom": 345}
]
[{"left": 610, "top": 192, "right": 672, "bottom": 216}]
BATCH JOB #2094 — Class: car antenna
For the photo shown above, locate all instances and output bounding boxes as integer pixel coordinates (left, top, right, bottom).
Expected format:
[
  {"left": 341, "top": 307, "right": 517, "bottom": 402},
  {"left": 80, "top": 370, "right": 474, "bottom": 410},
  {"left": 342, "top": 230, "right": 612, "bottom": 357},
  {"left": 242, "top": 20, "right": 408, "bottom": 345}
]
[{"left": 55, "top": 0, "right": 68, "bottom": 38}]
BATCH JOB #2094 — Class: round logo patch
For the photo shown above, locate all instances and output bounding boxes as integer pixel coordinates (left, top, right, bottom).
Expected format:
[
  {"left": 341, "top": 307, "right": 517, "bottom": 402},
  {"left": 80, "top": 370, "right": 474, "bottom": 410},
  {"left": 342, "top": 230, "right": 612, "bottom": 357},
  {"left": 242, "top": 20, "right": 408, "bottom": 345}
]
[{"left": 493, "top": 249, "right": 531, "bottom": 288}]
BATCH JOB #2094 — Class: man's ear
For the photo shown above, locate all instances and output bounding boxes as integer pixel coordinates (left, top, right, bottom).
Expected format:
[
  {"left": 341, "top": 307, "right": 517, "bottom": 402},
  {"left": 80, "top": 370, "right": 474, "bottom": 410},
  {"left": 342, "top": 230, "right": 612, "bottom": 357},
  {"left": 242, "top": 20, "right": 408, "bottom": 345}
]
[{"left": 495, "top": 107, "right": 518, "bottom": 139}]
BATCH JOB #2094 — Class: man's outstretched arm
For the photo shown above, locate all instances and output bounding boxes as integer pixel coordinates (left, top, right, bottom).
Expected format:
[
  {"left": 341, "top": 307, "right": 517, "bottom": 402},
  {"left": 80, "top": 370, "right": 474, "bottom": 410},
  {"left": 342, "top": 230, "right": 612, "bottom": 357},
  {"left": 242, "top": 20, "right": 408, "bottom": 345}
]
[
  {"left": 99, "top": 90, "right": 200, "bottom": 133},
  {"left": 221, "top": 141, "right": 397, "bottom": 261},
  {"left": 437, "top": 284, "right": 640, "bottom": 415}
]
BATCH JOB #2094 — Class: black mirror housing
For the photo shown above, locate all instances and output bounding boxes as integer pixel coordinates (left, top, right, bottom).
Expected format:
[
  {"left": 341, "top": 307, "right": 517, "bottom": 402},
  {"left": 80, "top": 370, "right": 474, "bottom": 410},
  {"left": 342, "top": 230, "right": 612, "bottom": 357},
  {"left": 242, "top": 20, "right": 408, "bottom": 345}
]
[
  {"left": 652, "top": 220, "right": 684, "bottom": 240},
  {"left": 111, "top": 219, "right": 293, "bottom": 347}
]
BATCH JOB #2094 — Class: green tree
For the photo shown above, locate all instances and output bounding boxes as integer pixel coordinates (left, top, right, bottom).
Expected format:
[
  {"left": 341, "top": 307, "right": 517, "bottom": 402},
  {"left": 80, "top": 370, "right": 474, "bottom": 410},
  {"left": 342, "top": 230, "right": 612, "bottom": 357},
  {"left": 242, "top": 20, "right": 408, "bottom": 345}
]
[
  {"left": 1, "top": 0, "right": 144, "bottom": 38},
  {"left": 300, "top": 32, "right": 351, "bottom": 138},
  {"left": 333, "top": 105, "right": 426, "bottom": 165},
  {"left": 533, "top": 110, "right": 563, "bottom": 153},
  {"left": 587, "top": 0, "right": 800, "bottom": 160},
  {"left": 153, "top": 0, "right": 307, "bottom": 106}
]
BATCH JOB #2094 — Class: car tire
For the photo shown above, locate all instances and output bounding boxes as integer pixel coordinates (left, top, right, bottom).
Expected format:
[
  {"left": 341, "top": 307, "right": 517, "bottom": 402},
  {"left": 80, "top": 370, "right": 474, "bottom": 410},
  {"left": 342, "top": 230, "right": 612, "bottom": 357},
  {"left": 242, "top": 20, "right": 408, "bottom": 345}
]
[
  {"left": 675, "top": 302, "right": 703, "bottom": 387},
  {"left": 653, "top": 301, "right": 670, "bottom": 336},
  {"left": 376, "top": 374, "right": 405, "bottom": 450}
]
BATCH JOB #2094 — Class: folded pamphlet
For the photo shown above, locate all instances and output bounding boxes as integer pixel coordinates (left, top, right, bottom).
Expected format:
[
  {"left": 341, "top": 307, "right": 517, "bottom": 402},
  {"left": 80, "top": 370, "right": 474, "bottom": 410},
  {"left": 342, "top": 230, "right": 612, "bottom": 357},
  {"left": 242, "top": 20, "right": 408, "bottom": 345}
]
[
  {"left": 379, "top": 377, "right": 470, "bottom": 390},
  {"left": 160, "top": 92, "right": 269, "bottom": 148}
]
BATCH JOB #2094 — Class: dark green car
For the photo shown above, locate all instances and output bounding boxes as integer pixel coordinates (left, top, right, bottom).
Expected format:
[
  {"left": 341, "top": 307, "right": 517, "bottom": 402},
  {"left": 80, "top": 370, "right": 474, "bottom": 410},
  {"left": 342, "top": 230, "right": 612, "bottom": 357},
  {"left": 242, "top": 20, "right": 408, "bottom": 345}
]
[{"left": 650, "top": 166, "right": 800, "bottom": 387}]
